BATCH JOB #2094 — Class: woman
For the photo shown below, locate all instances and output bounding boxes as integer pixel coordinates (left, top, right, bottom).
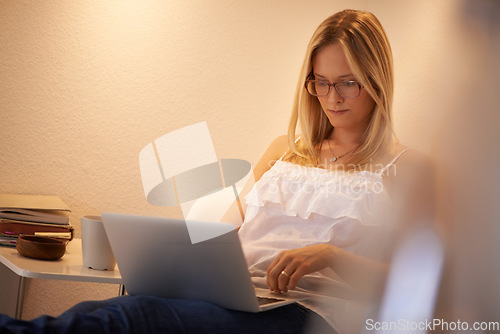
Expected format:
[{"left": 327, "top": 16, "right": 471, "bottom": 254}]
[
  {"left": 1, "top": 9, "right": 425, "bottom": 334},
  {"left": 235, "top": 8, "right": 411, "bottom": 333}
]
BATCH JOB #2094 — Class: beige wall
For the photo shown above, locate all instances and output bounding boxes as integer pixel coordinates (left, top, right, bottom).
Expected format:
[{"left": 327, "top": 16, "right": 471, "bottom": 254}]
[{"left": 0, "top": 0, "right": 489, "bottom": 320}]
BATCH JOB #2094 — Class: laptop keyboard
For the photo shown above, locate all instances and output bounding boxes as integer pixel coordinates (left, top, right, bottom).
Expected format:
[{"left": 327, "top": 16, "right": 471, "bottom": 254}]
[{"left": 257, "top": 296, "right": 286, "bottom": 306}]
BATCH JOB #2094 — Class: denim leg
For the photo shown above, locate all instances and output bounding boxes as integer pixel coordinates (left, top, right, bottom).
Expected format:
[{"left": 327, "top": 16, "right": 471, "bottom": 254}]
[{"left": 0, "top": 295, "right": 335, "bottom": 334}]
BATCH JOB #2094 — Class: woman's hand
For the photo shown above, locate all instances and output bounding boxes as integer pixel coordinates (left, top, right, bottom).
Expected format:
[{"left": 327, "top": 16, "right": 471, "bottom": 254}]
[{"left": 266, "top": 244, "right": 336, "bottom": 293}]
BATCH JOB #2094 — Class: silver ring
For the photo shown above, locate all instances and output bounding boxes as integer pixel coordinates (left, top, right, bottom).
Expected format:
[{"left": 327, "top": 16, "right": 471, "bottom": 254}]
[{"left": 280, "top": 270, "right": 290, "bottom": 278}]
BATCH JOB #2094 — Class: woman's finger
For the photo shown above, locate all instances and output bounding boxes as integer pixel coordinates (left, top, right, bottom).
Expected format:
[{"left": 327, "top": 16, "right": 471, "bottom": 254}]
[
  {"left": 267, "top": 251, "right": 299, "bottom": 292},
  {"left": 277, "top": 268, "right": 293, "bottom": 292}
]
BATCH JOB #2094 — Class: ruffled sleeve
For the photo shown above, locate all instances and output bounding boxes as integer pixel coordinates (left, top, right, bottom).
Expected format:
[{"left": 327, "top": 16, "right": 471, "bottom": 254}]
[{"left": 244, "top": 160, "right": 392, "bottom": 226}]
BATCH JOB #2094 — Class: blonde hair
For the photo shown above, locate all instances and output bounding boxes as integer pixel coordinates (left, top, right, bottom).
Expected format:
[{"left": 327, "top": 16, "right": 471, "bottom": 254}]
[{"left": 284, "top": 9, "right": 395, "bottom": 168}]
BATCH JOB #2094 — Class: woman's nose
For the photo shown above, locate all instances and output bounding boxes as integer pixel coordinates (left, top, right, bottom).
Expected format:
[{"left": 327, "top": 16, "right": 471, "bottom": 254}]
[{"left": 327, "top": 87, "right": 344, "bottom": 104}]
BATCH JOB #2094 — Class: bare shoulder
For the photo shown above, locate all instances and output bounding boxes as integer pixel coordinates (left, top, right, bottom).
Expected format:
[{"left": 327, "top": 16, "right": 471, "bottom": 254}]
[
  {"left": 384, "top": 144, "right": 434, "bottom": 191},
  {"left": 267, "top": 135, "right": 291, "bottom": 158},
  {"left": 388, "top": 145, "right": 435, "bottom": 229},
  {"left": 253, "top": 135, "right": 292, "bottom": 181},
  {"left": 394, "top": 145, "right": 433, "bottom": 172},
  {"left": 386, "top": 145, "right": 435, "bottom": 198}
]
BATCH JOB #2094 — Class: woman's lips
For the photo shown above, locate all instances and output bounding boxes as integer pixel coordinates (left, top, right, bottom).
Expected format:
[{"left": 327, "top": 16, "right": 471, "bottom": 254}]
[{"left": 329, "top": 109, "right": 349, "bottom": 115}]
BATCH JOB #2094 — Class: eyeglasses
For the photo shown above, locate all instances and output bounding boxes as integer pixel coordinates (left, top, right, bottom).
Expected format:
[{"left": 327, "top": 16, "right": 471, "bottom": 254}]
[{"left": 304, "top": 79, "right": 362, "bottom": 98}]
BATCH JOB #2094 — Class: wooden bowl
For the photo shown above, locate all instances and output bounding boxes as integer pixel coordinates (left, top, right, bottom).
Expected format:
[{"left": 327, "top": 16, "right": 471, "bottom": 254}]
[{"left": 16, "top": 235, "right": 67, "bottom": 260}]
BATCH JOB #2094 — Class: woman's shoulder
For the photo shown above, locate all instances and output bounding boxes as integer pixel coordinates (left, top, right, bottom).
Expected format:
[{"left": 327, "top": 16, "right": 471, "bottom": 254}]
[
  {"left": 253, "top": 135, "right": 295, "bottom": 181},
  {"left": 385, "top": 144, "right": 435, "bottom": 228},
  {"left": 392, "top": 144, "right": 432, "bottom": 171},
  {"left": 268, "top": 135, "right": 292, "bottom": 158},
  {"left": 377, "top": 143, "right": 429, "bottom": 168},
  {"left": 383, "top": 143, "right": 434, "bottom": 197}
]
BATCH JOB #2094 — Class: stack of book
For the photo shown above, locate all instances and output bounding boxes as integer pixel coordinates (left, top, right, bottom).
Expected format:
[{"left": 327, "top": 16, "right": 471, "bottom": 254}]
[{"left": 0, "top": 194, "right": 74, "bottom": 247}]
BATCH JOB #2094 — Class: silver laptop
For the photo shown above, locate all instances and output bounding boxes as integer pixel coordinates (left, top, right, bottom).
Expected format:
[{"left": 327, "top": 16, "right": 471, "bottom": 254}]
[{"left": 101, "top": 212, "right": 307, "bottom": 312}]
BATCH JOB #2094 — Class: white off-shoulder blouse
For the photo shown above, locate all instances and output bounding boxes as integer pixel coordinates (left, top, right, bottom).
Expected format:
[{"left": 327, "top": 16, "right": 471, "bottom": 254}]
[{"left": 238, "top": 150, "right": 407, "bottom": 332}]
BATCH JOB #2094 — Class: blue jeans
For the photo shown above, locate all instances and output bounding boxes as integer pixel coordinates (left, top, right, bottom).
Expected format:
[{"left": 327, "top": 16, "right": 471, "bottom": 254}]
[{"left": 0, "top": 295, "right": 334, "bottom": 334}]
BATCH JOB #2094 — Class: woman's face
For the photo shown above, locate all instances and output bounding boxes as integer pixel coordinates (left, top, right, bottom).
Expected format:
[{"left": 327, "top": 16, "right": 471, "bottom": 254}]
[{"left": 312, "top": 43, "right": 375, "bottom": 135}]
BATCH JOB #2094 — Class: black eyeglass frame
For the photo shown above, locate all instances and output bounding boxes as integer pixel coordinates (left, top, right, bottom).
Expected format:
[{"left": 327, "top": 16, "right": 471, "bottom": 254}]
[{"left": 304, "top": 79, "right": 363, "bottom": 98}]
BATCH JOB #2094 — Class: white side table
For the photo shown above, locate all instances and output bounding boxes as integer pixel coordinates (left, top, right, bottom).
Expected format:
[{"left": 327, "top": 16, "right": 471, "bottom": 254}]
[{"left": 0, "top": 239, "right": 123, "bottom": 319}]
